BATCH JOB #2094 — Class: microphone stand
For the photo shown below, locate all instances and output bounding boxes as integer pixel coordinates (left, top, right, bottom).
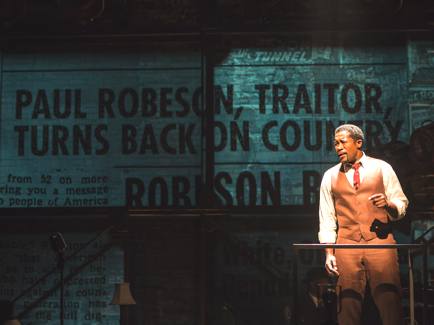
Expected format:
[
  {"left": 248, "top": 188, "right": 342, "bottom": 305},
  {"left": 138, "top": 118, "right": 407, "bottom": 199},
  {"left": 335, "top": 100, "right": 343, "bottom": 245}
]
[{"left": 12, "top": 226, "right": 115, "bottom": 322}]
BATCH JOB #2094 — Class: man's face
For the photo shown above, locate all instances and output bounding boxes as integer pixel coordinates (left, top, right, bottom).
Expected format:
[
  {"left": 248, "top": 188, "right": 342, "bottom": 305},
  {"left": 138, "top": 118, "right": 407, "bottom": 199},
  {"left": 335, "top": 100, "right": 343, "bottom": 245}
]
[{"left": 334, "top": 130, "right": 363, "bottom": 163}]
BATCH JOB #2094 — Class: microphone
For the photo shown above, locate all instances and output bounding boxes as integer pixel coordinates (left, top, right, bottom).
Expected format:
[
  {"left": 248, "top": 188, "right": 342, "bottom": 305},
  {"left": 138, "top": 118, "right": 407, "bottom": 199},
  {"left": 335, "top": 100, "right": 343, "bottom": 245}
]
[
  {"left": 370, "top": 218, "right": 392, "bottom": 239},
  {"left": 50, "top": 232, "right": 67, "bottom": 254}
]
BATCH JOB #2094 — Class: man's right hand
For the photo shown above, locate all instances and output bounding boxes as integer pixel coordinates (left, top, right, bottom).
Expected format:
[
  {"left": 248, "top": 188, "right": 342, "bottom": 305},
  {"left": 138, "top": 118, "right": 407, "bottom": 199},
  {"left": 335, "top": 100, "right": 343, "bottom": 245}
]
[{"left": 325, "top": 252, "right": 339, "bottom": 276}]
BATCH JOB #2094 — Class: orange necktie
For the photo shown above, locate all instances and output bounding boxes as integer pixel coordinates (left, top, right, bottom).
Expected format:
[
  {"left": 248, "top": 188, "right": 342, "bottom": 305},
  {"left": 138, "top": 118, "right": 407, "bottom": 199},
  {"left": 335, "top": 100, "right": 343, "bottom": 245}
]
[{"left": 353, "top": 162, "right": 361, "bottom": 190}]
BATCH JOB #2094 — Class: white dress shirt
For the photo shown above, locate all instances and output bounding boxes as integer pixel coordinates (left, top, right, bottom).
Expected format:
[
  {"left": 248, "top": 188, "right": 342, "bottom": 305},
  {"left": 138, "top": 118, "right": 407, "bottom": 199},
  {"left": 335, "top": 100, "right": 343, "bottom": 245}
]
[{"left": 318, "top": 153, "right": 409, "bottom": 243}]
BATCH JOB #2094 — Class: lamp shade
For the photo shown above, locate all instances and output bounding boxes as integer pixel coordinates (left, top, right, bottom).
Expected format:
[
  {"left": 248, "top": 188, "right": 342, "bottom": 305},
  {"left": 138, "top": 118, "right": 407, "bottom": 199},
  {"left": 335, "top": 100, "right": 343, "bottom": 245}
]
[{"left": 111, "top": 282, "right": 136, "bottom": 305}]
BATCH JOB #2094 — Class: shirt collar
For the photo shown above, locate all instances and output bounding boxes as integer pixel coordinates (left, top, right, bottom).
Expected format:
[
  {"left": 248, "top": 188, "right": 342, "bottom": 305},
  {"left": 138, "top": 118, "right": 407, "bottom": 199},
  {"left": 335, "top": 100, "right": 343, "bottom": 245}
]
[{"left": 342, "top": 152, "right": 366, "bottom": 172}]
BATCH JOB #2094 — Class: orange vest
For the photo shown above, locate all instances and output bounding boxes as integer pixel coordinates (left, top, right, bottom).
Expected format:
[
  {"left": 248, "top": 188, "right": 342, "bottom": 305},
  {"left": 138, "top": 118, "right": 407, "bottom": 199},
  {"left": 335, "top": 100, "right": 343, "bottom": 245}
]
[{"left": 331, "top": 157, "right": 389, "bottom": 241}]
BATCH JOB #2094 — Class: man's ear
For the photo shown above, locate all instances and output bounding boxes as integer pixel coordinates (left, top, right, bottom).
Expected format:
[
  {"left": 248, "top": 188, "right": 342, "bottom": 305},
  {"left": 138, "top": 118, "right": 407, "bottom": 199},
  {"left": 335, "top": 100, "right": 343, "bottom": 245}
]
[{"left": 356, "top": 139, "right": 363, "bottom": 149}]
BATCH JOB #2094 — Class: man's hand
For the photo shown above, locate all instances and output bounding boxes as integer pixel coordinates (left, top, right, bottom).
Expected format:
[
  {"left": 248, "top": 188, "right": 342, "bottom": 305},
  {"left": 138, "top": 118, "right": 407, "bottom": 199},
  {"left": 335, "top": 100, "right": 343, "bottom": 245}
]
[
  {"left": 325, "top": 252, "right": 339, "bottom": 276},
  {"left": 368, "top": 193, "right": 398, "bottom": 219},
  {"left": 368, "top": 193, "right": 389, "bottom": 208}
]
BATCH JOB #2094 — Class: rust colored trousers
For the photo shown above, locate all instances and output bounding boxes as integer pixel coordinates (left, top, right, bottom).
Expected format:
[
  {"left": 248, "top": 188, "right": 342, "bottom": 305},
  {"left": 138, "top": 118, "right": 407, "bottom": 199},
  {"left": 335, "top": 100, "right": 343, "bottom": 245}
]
[{"left": 335, "top": 235, "right": 404, "bottom": 325}]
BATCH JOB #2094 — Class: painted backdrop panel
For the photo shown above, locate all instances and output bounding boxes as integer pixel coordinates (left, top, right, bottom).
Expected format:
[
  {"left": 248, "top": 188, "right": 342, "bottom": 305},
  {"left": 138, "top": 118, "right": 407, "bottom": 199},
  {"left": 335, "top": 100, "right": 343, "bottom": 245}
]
[
  {"left": 0, "top": 36, "right": 422, "bottom": 208},
  {"left": 1, "top": 49, "right": 202, "bottom": 208}
]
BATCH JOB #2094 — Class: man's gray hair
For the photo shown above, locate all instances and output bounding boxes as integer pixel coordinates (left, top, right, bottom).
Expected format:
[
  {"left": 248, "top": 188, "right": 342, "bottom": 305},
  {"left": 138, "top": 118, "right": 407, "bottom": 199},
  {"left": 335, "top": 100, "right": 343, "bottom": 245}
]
[{"left": 335, "top": 124, "right": 364, "bottom": 141}]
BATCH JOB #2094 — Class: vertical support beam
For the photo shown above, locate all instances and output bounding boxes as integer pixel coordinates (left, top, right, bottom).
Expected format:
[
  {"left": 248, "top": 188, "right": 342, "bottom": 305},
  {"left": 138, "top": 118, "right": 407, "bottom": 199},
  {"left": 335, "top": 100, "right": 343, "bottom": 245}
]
[
  {"left": 422, "top": 244, "right": 428, "bottom": 325},
  {"left": 292, "top": 247, "right": 299, "bottom": 325},
  {"left": 116, "top": 209, "right": 131, "bottom": 325},
  {"left": 0, "top": 46, "right": 3, "bottom": 146},
  {"left": 198, "top": 213, "right": 221, "bottom": 325},
  {"left": 199, "top": 2, "right": 217, "bottom": 324},
  {"left": 120, "top": 234, "right": 130, "bottom": 325},
  {"left": 408, "top": 249, "right": 415, "bottom": 325},
  {"left": 198, "top": 215, "right": 209, "bottom": 325},
  {"left": 200, "top": 0, "right": 216, "bottom": 209}
]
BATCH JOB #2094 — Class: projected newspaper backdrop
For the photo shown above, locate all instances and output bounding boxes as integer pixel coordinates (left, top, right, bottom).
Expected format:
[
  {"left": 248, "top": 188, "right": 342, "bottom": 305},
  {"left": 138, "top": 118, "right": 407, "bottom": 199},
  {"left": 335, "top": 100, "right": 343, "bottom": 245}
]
[{"left": 0, "top": 35, "right": 420, "bottom": 209}]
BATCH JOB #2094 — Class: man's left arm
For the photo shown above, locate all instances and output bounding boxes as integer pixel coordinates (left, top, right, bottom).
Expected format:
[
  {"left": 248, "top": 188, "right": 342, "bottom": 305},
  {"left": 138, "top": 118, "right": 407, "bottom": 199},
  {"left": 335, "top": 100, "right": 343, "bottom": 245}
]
[{"left": 369, "top": 162, "right": 409, "bottom": 220}]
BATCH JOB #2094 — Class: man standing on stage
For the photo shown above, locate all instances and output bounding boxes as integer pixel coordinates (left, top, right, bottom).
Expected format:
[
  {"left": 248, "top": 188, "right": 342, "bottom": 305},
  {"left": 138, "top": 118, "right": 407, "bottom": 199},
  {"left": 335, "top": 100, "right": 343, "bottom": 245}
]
[{"left": 318, "top": 124, "right": 409, "bottom": 325}]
